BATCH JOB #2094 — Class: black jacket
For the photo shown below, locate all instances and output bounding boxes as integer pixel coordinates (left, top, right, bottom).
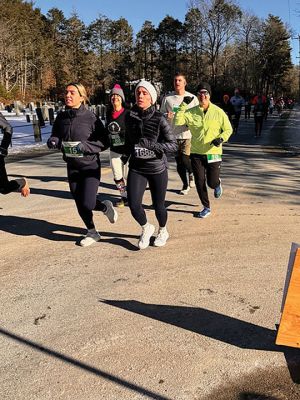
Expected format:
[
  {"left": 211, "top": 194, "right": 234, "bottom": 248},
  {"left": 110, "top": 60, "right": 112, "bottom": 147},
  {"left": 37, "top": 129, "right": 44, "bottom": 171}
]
[
  {"left": 125, "top": 105, "right": 177, "bottom": 174},
  {"left": 105, "top": 107, "right": 129, "bottom": 154},
  {"left": 0, "top": 112, "right": 13, "bottom": 149},
  {"left": 50, "top": 104, "right": 109, "bottom": 169}
]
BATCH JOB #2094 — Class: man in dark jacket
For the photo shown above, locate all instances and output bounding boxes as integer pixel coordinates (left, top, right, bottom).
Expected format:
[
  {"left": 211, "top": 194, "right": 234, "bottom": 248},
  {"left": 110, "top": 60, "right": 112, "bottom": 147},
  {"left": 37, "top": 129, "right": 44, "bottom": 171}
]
[{"left": 0, "top": 112, "right": 30, "bottom": 196}]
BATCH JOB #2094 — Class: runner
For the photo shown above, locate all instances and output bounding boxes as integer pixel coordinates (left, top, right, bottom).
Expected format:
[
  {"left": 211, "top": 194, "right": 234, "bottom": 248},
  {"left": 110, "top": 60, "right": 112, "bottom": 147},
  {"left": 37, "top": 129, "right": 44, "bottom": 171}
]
[
  {"left": 124, "top": 80, "right": 177, "bottom": 249},
  {"left": 174, "top": 82, "right": 233, "bottom": 218},
  {"left": 47, "top": 82, "right": 118, "bottom": 247},
  {"left": 160, "top": 72, "right": 198, "bottom": 195},
  {"left": 106, "top": 84, "right": 129, "bottom": 207},
  {"left": 252, "top": 93, "right": 267, "bottom": 137},
  {"left": 0, "top": 112, "right": 30, "bottom": 197},
  {"left": 230, "top": 88, "right": 245, "bottom": 134},
  {"left": 220, "top": 94, "right": 234, "bottom": 127}
]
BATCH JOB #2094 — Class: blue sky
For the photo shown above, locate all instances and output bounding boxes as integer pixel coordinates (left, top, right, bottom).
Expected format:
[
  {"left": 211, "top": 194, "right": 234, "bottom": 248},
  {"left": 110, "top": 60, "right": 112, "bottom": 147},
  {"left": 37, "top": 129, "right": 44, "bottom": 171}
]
[{"left": 34, "top": 0, "right": 300, "bottom": 63}]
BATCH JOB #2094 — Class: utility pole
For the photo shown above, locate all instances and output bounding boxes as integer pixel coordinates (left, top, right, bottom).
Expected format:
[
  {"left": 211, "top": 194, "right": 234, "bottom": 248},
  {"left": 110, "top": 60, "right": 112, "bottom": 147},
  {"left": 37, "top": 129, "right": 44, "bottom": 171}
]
[{"left": 292, "top": 34, "right": 300, "bottom": 101}]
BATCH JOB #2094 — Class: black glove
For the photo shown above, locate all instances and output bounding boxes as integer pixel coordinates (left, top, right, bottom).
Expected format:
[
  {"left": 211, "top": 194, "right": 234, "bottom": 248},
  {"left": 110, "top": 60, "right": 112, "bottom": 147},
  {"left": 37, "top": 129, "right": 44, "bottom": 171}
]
[
  {"left": 138, "top": 137, "right": 154, "bottom": 150},
  {"left": 183, "top": 96, "right": 194, "bottom": 105},
  {"left": 0, "top": 146, "right": 8, "bottom": 157},
  {"left": 153, "top": 143, "right": 164, "bottom": 159},
  {"left": 75, "top": 142, "right": 85, "bottom": 153},
  {"left": 47, "top": 137, "right": 59, "bottom": 149},
  {"left": 210, "top": 138, "right": 224, "bottom": 147}
]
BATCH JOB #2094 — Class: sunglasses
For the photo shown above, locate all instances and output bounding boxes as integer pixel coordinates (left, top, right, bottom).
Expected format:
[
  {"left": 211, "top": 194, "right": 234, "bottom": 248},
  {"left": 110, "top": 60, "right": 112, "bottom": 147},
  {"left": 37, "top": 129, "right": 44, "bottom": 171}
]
[{"left": 197, "top": 90, "right": 209, "bottom": 96}]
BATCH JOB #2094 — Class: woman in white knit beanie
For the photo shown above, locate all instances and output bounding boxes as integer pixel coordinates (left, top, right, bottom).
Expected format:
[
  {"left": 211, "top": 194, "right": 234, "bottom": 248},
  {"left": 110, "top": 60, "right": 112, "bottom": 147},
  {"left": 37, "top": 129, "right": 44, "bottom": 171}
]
[
  {"left": 134, "top": 80, "right": 158, "bottom": 105},
  {"left": 123, "top": 79, "right": 177, "bottom": 249}
]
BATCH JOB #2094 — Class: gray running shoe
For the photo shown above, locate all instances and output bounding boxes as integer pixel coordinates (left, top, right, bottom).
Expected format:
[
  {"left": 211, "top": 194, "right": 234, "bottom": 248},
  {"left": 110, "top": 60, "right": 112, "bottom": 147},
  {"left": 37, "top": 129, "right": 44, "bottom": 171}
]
[
  {"left": 80, "top": 230, "right": 101, "bottom": 247},
  {"left": 102, "top": 200, "right": 118, "bottom": 223}
]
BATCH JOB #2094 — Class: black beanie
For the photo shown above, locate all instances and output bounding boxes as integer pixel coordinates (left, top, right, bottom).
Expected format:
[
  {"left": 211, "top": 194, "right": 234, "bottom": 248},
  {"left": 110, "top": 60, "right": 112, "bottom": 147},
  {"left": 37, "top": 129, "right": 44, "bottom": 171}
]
[{"left": 196, "top": 82, "right": 211, "bottom": 95}]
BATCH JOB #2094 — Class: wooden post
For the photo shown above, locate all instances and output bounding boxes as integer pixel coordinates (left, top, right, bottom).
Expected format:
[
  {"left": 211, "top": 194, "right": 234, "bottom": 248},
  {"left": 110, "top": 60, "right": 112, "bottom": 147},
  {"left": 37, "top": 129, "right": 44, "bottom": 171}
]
[
  {"left": 32, "top": 115, "right": 42, "bottom": 142},
  {"left": 276, "top": 246, "right": 300, "bottom": 348},
  {"left": 48, "top": 108, "right": 55, "bottom": 125},
  {"left": 35, "top": 107, "right": 45, "bottom": 127}
]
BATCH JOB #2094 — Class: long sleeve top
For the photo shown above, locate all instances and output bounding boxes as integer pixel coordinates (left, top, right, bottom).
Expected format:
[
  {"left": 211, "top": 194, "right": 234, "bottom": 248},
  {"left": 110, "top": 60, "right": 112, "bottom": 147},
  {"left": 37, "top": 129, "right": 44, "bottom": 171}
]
[
  {"left": 50, "top": 104, "right": 109, "bottom": 169},
  {"left": 160, "top": 91, "right": 199, "bottom": 140},
  {"left": 174, "top": 102, "right": 233, "bottom": 156},
  {"left": 105, "top": 107, "right": 129, "bottom": 155}
]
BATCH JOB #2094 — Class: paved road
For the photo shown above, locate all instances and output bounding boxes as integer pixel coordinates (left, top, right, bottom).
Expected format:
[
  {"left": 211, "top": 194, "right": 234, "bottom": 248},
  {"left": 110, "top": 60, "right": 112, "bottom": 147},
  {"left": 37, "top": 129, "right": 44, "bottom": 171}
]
[{"left": 1, "top": 108, "right": 300, "bottom": 400}]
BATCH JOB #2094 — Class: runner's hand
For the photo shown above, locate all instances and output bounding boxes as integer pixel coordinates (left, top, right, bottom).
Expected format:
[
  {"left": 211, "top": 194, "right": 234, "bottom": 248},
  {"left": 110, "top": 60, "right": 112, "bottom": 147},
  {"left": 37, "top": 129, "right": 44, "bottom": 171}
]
[
  {"left": 210, "top": 138, "right": 223, "bottom": 147},
  {"left": 47, "top": 137, "right": 59, "bottom": 149},
  {"left": 75, "top": 142, "right": 85, "bottom": 153},
  {"left": 183, "top": 96, "right": 194, "bottom": 105},
  {"left": 138, "top": 138, "right": 154, "bottom": 149}
]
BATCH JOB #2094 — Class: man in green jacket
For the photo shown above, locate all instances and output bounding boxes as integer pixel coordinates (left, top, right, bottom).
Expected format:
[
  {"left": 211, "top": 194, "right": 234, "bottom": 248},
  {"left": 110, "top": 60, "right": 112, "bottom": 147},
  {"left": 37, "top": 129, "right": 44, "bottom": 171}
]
[{"left": 174, "top": 82, "right": 232, "bottom": 218}]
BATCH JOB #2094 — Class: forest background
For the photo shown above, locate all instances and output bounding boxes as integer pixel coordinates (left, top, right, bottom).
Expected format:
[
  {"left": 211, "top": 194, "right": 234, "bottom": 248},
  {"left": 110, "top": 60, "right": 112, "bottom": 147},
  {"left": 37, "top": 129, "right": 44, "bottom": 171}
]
[{"left": 0, "top": 0, "right": 297, "bottom": 104}]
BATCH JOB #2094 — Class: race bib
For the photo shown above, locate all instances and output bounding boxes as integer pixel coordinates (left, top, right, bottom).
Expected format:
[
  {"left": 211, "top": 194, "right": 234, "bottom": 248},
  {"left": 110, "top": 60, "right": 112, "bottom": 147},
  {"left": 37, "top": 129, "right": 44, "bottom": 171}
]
[
  {"left": 207, "top": 154, "right": 222, "bottom": 163},
  {"left": 134, "top": 145, "right": 156, "bottom": 159},
  {"left": 62, "top": 141, "right": 83, "bottom": 158}
]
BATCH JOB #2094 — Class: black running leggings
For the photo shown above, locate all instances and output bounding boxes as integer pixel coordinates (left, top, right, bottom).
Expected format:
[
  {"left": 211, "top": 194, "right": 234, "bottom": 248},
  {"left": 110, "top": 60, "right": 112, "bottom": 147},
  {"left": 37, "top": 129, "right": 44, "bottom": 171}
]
[
  {"left": 0, "top": 157, "right": 19, "bottom": 194},
  {"left": 190, "top": 154, "right": 221, "bottom": 209},
  {"left": 67, "top": 163, "right": 105, "bottom": 230},
  {"left": 127, "top": 169, "right": 168, "bottom": 227},
  {"left": 175, "top": 153, "right": 193, "bottom": 188}
]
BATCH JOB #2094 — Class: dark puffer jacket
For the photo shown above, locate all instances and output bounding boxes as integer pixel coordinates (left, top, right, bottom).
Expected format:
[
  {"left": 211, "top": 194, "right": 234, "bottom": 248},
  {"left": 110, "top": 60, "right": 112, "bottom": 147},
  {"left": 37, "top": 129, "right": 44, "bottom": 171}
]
[
  {"left": 125, "top": 105, "right": 177, "bottom": 174},
  {"left": 50, "top": 104, "right": 109, "bottom": 169}
]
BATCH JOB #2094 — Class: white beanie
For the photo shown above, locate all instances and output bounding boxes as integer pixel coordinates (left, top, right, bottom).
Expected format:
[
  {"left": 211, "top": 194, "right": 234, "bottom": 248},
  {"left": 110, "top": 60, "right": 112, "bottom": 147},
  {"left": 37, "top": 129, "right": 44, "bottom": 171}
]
[{"left": 135, "top": 80, "right": 157, "bottom": 104}]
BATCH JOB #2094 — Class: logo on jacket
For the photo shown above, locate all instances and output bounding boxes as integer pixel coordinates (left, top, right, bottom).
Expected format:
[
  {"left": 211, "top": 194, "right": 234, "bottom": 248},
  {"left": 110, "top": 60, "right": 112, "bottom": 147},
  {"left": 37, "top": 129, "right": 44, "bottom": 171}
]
[{"left": 108, "top": 121, "right": 121, "bottom": 134}]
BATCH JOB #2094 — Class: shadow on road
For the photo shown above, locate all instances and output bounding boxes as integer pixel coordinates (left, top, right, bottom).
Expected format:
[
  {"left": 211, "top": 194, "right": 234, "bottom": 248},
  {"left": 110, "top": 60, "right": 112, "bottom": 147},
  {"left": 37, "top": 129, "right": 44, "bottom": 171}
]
[
  {"left": 0, "top": 215, "right": 140, "bottom": 250},
  {"left": 0, "top": 327, "right": 171, "bottom": 400},
  {"left": 100, "top": 299, "right": 277, "bottom": 350},
  {"left": 0, "top": 215, "right": 83, "bottom": 241},
  {"left": 100, "top": 299, "right": 300, "bottom": 384}
]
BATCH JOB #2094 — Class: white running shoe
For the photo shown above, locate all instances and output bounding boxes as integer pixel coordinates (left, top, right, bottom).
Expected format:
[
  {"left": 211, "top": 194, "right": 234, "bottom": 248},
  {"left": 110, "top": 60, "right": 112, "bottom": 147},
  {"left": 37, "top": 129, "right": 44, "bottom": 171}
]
[
  {"left": 189, "top": 174, "right": 195, "bottom": 188},
  {"left": 80, "top": 230, "right": 101, "bottom": 247},
  {"left": 180, "top": 186, "right": 190, "bottom": 195},
  {"left": 154, "top": 227, "right": 169, "bottom": 247},
  {"left": 102, "top": 200, "right": 118, "bottom": 223},
  {"left": 138, "top": 223, "right": 155, "bottom": 250}
]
